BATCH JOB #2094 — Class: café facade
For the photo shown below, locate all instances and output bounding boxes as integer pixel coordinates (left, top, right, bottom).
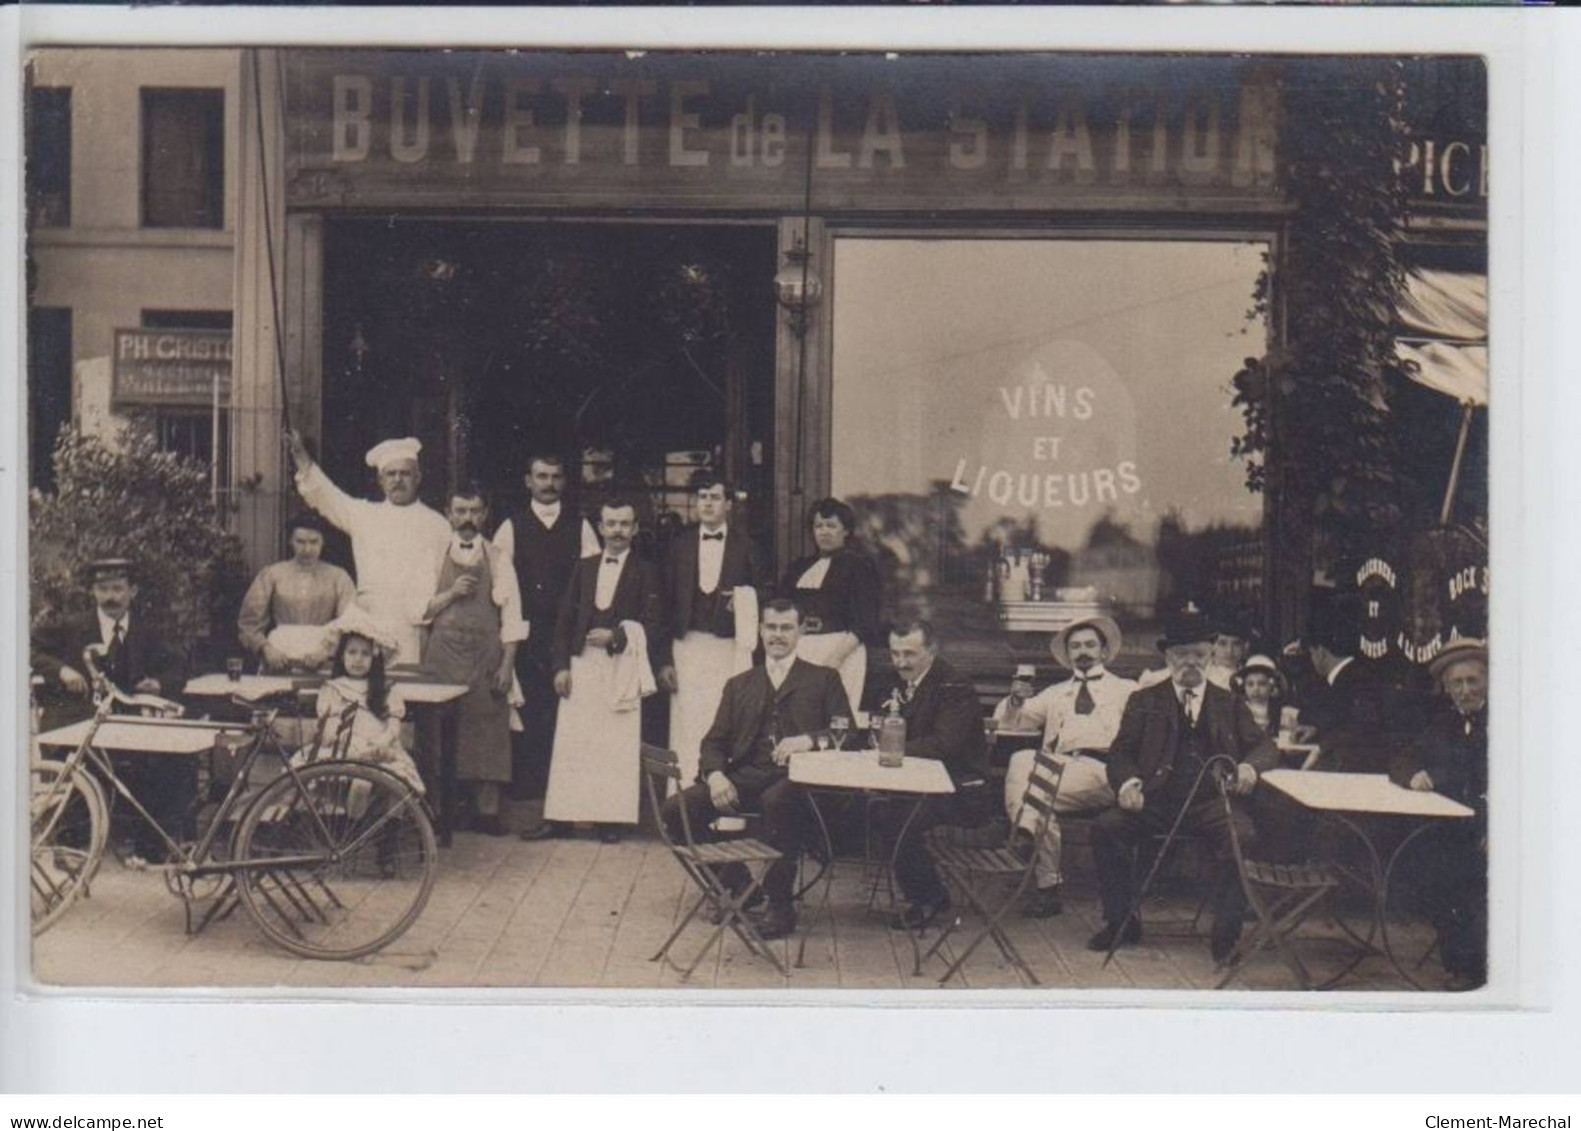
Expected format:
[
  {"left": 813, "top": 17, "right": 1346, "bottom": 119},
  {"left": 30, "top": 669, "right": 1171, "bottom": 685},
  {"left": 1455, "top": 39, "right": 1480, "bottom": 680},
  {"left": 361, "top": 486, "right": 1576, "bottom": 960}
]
[{"left": 224, "top": 49, "right": 1488, "bottom": 699}]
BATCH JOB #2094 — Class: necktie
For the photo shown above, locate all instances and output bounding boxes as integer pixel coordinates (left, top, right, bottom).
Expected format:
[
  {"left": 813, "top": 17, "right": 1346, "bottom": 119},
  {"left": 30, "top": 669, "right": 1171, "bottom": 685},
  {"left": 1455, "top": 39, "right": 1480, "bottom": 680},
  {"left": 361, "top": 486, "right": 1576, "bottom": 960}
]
[
  {"left": 702, "top": 532, "right": 724, "bottom": 541},
  {"left": 459, "top": 541, "right": 475, "bottom": 550},
  {"left": 1182, "top": 689, "right": 1196, "bottom": 726},
  {"left": 1074, "top": 675, "right": 1096, "bottom": 716},
  {"left": 605, "top": 557, "right": 620, "bottom": 566},
  {"left": 111, "top": 619, "right": 125, "bottom": 648}
]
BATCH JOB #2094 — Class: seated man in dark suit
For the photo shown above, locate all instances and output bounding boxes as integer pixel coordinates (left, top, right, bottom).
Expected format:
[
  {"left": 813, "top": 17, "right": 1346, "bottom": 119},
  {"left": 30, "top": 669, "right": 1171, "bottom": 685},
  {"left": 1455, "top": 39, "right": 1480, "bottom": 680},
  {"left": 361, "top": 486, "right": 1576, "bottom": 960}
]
[
  {"left": 1088, "top": 605, "right": 1279, "bottom": 963},
  {"left": 1301, "top": 589, "right": 1420, "bottom": 774},
  {"left": 660, "top": 598, "right": 852, "bottom": 941},
  {"left": 31, "top": 558, "right": 190, "bottom": 860},
  {"left": 1388, "top": 638, "right": 1488, "bottom": 990},
  {"left": 877, "top": 619, "right": 989, "bottom": 931}
]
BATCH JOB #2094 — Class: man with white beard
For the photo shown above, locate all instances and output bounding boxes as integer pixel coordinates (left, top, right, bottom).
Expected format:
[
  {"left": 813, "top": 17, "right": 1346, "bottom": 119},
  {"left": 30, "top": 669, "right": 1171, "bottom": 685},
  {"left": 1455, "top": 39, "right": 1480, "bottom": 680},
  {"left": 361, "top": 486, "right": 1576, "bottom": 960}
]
[{"left": 287, "top": 431, "right": 452, "bottom": 666}]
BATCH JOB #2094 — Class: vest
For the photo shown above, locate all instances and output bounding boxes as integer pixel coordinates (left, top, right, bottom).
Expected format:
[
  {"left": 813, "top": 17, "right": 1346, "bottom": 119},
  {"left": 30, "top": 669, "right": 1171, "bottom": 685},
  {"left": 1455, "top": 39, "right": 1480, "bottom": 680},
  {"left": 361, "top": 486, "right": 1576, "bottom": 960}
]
[{"left": 509, "top": 506, "right": 585, "bottom": 632}]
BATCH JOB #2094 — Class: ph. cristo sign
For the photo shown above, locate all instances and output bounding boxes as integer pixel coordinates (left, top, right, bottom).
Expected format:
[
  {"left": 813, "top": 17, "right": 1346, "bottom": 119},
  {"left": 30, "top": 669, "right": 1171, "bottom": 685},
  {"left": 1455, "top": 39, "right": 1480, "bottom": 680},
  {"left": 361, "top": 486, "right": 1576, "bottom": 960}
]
[{"left": 284, "top": 51, "right": 1282, "bottom": 214}]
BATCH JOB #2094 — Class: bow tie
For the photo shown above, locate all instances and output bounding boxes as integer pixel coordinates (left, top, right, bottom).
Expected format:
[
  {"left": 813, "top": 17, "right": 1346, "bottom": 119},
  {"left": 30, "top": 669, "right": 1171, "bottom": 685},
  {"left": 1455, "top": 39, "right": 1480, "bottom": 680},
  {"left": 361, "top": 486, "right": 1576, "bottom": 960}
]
[
  {"left": 458, "top": 541, "right": 476, "bottom": 550},
  {"left": 604, "top": 557, "right": 621, "bottom": 566},
  {"left": 702, "top": 532, "right": 725, "bottom": 542}
]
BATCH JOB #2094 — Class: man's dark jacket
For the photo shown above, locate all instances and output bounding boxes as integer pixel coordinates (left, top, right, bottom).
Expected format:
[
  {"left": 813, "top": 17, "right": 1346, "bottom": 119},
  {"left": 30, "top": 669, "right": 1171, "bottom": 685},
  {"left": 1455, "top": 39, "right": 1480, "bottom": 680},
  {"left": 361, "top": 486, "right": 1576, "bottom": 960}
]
[
  {"left": 1306, "top": 656, "right": 1419, "bottom": 773},
  {"left": 33, "top": 611, "right": 188, "bottom": 727},
  {"left": 698, "top": 657, "right": 852, "bottom": 780},
  {"left": 663, "top": 525, "right": 770, "bottom": 641},
  {"left": 552, "top": 552, "right": 668, "bottom": 672},
  {"left": 1105, "top": 678, "right": 1279, "bottom": 795},
  {"left": 894, "top": 656, "right": 987, "bottom": 784},
  {"left": 1389, "top": 702, "right": 1487, "bottom": 830}
]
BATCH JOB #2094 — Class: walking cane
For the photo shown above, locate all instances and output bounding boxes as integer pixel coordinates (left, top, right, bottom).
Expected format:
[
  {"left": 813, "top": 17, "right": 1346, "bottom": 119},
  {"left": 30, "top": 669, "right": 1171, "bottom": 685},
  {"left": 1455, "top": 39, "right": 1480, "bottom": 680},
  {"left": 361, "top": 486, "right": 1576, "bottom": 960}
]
[{"left": 1102, "top": 754, "right": 1240, "bottom": 968}]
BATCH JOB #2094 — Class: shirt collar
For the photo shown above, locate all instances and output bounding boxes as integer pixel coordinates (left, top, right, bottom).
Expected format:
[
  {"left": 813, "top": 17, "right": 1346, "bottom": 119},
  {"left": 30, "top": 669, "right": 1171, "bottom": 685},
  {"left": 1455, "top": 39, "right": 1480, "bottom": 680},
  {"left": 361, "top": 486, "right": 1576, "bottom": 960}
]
[
  {"left": 1171, "top": 679, "right": 1202, "bottom": 701},
  {"left": 1327, "top": 655, "right": 1356, "bottom": 686},
  {"left": 1072, "top": 664, "right": 1107, "bottom": 681},
  {"left": 700, "top": 522, "right": 728, "bottom": 540},
  {"left": 906, "top": 659, "right": 937, "bottom": 691},
  {"left": 98, "top": 608, "right": 128, "bottom": 637},
  {"left": 602, "top": 547, "right": 631, "bottom": 566},
  {"left": 531, "top": 499, "right": 562, "bottom": 524}
]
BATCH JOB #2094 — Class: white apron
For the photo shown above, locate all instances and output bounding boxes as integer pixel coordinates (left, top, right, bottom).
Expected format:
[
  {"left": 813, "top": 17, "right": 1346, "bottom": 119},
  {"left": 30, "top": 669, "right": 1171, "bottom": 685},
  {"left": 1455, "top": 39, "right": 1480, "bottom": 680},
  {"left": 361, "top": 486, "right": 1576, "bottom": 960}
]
[
  {"left": 796, "top": 630, "right": 867, "bottom": 715},
  {"left": 668, "top": 587, "right": 759, "bottom": 788},
  {"left": 543, "top": 649, "right": 643, "bottom": 825}
]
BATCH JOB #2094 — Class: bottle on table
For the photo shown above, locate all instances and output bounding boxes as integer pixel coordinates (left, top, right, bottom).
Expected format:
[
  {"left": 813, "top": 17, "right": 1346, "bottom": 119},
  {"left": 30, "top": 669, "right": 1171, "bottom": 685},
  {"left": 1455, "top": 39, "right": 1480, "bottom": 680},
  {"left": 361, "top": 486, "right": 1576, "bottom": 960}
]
[{"left": 878, "top": 701, "right": 907, "bottom": 768}]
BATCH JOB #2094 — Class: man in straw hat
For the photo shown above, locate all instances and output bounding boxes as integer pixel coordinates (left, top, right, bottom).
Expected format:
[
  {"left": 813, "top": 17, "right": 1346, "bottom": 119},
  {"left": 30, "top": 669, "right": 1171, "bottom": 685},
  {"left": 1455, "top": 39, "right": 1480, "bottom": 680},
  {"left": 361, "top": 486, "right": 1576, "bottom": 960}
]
[
  {"left": 287, "top": 430, "right": 452, "bottom": 666},
  {"left": 31, "top": 558, "right": 191, "bottom": 859},
  {"left": 1087, "top": 603, "right": 1279, "bottom": 961},
  {"left": 994, "top": 614, "right": 1136, "bottom": 919},
  {"left": 1389, "top": 637, "right": 1488, "bottom": 989}
]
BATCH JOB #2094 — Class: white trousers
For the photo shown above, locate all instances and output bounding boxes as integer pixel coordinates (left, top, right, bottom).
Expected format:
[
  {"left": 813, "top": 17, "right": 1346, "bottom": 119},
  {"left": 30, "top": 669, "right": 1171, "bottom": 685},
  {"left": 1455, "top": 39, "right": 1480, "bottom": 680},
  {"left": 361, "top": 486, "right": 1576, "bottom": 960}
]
[{"left": 1003, "top": 748, "right": 1116, "bottom": 889}]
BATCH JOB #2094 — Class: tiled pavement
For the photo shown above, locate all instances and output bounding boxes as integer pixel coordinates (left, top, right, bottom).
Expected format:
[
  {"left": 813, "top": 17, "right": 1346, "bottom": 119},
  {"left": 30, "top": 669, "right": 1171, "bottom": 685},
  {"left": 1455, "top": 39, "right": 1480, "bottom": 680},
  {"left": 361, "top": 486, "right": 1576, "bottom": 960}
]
[{"left": 32, "top": 827, "right": 1445, "bottom": 993}]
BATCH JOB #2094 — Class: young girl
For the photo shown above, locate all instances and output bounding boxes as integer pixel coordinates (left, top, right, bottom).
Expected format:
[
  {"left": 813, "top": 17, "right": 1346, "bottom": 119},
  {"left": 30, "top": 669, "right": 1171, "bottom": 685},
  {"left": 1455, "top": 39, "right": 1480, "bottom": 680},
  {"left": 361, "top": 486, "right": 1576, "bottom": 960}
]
[{"left": 301, "top": 609, "right": 425, "bottom": 795}]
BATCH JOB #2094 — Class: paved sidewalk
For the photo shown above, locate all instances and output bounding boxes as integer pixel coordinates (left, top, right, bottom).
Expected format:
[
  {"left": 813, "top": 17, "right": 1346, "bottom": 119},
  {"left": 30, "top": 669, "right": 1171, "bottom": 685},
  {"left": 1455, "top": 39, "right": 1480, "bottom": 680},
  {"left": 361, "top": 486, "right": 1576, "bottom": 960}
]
[{"left": 30, "top": 828, "right": 1443, "bottom": 992}]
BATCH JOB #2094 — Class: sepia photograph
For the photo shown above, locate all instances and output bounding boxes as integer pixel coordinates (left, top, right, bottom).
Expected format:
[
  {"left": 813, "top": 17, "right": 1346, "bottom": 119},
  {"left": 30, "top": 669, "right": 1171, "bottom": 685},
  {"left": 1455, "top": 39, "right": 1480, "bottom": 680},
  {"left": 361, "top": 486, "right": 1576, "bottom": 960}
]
[{"left": 22, "top": 42, "right": 1492, "bottom": 996}]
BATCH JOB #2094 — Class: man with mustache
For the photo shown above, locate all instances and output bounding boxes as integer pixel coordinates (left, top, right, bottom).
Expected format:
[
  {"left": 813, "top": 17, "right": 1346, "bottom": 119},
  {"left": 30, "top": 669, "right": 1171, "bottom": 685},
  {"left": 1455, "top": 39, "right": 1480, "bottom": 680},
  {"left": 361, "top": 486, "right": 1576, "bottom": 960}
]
[
  {"left": 494, "top": 454, "right": 601, "bottom": 815},
  {"left": 421, "top": 485, "right": 527, "bottom": 836},
  {"left": 995, "top": 615, "right": 1136, "bottom": 919},
  {"left": 288, "top": 431, "right": 453, "bottom": 666},
  {"left": 1087, "top": 604, "right": 1278, "bottom": 962},
  {"left": 32, "top": 558, "right": 190, "bottom": 860}
]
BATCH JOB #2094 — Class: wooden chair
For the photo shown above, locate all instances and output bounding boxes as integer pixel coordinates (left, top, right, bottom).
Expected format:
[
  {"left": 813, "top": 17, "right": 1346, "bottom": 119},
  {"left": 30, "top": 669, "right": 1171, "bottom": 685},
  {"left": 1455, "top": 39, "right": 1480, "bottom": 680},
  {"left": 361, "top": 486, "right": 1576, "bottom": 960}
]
[
  {"left": 640, "top": 744, "right": 788, "bottom": 980},
  {"left": 1212, "top": 774, "right": 1341, "bottom": 990},
  {"left": 922, "top": 749, "right": 1065, "bottom": 986}
]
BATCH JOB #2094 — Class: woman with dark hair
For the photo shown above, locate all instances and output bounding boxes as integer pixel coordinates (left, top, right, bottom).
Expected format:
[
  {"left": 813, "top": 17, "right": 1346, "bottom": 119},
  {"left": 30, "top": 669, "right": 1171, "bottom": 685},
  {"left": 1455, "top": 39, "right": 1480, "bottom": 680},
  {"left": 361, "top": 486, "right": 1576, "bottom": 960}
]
[
  {"left": 1232, "top": 654, "right": 1287, "bottom": 740},
  {"left": 778, "top": 497, "right": 883, "bottom": 712},
  {"left": 237, "top": 511, "right": 356, "bottom": 671}
]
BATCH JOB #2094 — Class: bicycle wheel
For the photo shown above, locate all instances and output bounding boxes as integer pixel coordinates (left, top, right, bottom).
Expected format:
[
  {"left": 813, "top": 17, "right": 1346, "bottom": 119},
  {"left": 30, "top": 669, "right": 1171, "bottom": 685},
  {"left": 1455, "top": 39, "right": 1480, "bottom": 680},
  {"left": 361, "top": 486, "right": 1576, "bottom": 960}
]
[
  {"left": 30, "top": 760, "right": 109, "bottom": 936},
  {"left": 230, "top": 760, "right": 437, "bottom": 960}
]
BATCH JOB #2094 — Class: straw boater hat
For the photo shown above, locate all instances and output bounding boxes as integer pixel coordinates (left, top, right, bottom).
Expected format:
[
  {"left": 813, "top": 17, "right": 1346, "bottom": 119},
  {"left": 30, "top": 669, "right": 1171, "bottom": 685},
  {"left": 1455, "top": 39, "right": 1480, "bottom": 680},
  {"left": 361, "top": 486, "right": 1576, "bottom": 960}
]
[
  {"left": 1428, "top": 637, "right": 1488, "bottom": 682},
  {"left": 321, "top": 605, "right": 403, "bottom": 659},
  {"left": 1156, "top": 602, "right": 1217, "bottom": 651},
  {"left": 82, "top": 557, "right": 135, "bottom": 584},
  {"left": 1235, "top": 654, "right": 1288, "bottom": 697},
  {"left": 1053, "top": 615, "right": 1123, "bottom": 669}
]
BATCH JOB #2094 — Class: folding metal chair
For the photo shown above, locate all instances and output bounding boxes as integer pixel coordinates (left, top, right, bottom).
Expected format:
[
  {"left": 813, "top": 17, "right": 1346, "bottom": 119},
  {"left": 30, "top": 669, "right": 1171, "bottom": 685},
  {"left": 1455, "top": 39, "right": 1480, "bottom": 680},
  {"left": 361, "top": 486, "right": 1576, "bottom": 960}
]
[
  {"left": 922, "top": 750, "right": 1065, "bottom": 986},
  {"left": 1213, "top": 773, "right": 1341, "bottom": 990},
  {"left": 640, "top": 744, "right": 788, "bottom": 979}
]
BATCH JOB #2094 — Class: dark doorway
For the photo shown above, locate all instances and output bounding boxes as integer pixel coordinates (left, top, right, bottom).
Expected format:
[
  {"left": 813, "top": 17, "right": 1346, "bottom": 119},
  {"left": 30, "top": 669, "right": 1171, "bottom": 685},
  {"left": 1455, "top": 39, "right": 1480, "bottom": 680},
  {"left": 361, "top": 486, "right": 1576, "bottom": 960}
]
[
  {"left": 321, "top": 219, "right": 779, "bottom": 561},
  {"left": 28, "top": 306, "right": 72, "bottom": 490}
]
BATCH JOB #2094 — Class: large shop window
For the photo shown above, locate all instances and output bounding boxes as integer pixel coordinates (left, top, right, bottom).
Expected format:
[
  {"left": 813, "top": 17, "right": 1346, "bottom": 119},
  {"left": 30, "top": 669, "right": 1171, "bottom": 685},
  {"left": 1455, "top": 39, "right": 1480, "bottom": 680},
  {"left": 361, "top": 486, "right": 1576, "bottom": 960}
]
[
  {"left": 830, "top": 238, "right": 1268, "bottom": 677},
  {"left": 140, "top": 88, "right": 224, "bottom": 229}
]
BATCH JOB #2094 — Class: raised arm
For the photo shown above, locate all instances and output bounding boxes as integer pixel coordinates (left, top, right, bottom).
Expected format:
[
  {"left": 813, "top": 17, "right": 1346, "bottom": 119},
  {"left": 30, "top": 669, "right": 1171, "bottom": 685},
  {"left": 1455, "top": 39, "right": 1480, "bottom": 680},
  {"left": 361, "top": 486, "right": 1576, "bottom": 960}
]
[{"left": 287, "top": 430, "right": 361, "bottom": 535}]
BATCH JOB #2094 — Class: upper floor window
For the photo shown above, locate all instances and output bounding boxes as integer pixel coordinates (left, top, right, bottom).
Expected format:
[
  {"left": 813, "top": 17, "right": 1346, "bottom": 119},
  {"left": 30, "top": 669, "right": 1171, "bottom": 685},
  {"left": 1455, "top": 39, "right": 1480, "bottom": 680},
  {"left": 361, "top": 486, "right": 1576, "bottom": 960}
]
[
  {"left": 26, "top": 87, "right": 71, "bottom": 228},
  {"left": 141, "top": 88, "right": 224, "bottom": 229}
]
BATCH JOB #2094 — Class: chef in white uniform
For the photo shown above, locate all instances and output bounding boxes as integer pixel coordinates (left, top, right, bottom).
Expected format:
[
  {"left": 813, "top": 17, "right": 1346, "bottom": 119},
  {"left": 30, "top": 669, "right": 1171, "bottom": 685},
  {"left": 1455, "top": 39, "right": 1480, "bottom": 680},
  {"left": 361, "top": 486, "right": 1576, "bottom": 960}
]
[{"left": 286, "top": 430, "right": 453, "bottom": 666}]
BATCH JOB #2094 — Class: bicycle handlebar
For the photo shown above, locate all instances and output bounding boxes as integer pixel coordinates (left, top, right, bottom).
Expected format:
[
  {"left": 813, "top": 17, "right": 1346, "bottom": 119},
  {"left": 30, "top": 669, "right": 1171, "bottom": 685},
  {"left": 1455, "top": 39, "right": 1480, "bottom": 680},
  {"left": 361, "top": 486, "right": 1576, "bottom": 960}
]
[{"left": 81, "top": 645, "right": 186, "bottom": 718}]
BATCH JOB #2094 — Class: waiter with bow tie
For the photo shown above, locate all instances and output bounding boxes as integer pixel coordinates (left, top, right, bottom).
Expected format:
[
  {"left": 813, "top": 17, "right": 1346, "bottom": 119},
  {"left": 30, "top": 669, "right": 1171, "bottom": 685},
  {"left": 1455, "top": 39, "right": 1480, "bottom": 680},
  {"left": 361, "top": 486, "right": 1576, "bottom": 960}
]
[
  {"left": 994, "top": 615, "right": 1137, "bottom": 920},
  {"left": 658, "top": 472, "right": 770, "bottom": 789},
  {"left": 539, "top": 496, "right": 667, "bottom": 844},
  {"left": 420, "top": 485, "right": 528, "bottom": 836}
]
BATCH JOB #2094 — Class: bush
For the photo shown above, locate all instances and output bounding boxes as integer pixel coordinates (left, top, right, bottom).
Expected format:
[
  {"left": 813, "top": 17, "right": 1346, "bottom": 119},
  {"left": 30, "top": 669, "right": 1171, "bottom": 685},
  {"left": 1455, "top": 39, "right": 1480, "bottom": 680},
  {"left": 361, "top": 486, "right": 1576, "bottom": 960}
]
[{"left": 29, "top": 423, "right": 248, "bottom": 669}]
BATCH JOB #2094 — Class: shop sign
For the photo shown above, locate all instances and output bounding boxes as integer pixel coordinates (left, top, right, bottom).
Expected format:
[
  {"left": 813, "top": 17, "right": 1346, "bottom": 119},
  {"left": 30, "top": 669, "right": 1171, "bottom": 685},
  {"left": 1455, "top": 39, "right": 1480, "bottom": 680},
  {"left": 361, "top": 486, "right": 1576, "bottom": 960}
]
[
  {"left": 111, "top": 329, "right": 232, "bottom": 407},
  {"left": 284, "top": 51, "right": 1283, "bottom": 213}
]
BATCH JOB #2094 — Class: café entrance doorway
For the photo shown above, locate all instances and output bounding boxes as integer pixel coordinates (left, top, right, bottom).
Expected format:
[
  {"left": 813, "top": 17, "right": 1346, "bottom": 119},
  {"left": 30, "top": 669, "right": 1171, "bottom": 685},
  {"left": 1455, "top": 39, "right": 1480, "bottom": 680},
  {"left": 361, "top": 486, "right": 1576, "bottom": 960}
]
[{"left": 318, "top": 217, "right": 780, "bottom": 561}]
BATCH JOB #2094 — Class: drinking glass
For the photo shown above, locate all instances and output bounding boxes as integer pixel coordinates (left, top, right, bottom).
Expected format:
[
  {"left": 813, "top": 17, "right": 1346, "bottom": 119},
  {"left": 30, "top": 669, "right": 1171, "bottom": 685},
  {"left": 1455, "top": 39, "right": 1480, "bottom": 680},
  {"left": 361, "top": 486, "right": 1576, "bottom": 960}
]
[
  {"left": 226, "top": 657, "right": 245, "bottom": 682},
  {"left": 829, "top": 715, "right": 850, "bottom": 751}
]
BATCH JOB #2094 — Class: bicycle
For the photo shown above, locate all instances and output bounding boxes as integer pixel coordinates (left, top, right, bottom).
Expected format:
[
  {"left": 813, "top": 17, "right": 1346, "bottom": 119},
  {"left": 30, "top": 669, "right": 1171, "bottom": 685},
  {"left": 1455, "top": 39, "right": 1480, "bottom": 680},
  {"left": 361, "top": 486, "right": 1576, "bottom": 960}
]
[{"left": 30, "top": 646, "right": 438, "bottom": 960}]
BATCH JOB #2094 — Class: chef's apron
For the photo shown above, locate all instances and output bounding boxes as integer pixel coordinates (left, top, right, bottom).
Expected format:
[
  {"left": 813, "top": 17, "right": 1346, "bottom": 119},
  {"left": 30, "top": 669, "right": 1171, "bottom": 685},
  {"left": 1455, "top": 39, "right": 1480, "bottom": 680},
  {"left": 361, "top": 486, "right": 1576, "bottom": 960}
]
[{"left": 422, "top": 552, "right": 512, "bottom": 784}]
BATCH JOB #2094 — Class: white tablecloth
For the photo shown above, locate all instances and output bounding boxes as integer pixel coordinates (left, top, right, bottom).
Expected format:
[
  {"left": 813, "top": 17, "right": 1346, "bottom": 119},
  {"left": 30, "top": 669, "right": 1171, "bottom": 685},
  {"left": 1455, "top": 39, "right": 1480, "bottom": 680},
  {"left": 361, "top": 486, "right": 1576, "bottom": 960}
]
[
  {"left": 789, "top": 749, "right": 956, "bottom": 795},
  {"left": 1263, "top": 769, "right": 1475, "bottom": 819}
]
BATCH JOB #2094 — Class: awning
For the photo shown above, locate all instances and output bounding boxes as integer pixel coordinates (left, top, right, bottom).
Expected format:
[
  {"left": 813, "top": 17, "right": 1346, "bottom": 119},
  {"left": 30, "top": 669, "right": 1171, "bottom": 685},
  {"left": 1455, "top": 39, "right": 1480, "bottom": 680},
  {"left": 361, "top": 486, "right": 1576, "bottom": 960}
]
[{"left": 1395, "top": 268, "right": 1488, "bottom": 406}]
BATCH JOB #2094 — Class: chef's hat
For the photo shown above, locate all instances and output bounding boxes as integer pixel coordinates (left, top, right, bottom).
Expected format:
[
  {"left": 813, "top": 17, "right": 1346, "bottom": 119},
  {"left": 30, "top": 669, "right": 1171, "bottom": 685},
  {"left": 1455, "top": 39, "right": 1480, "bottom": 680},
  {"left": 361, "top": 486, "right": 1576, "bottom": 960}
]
[{"left": 365, "top": 437, "right": 422, "bottom": 471}]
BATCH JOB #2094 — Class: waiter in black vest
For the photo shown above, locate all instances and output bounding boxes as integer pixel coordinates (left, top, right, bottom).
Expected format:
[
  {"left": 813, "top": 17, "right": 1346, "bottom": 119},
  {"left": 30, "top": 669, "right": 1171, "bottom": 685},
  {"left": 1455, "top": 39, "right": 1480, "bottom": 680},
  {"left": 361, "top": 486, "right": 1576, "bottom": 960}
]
[
  {"left": 493, "top": 454, "right": 600, "bottom": 817},
  {"left": 658, "top": 471, "right": 771, "bottom": 789}
]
